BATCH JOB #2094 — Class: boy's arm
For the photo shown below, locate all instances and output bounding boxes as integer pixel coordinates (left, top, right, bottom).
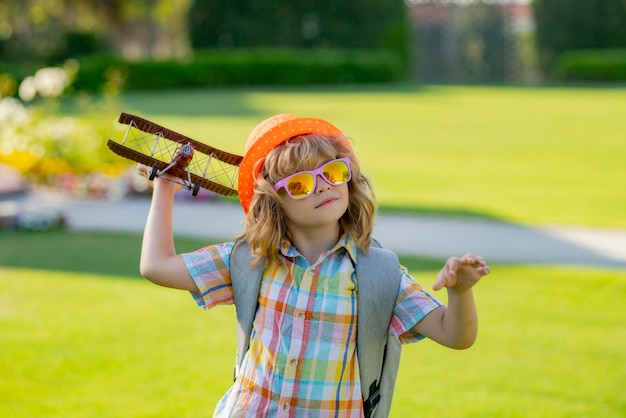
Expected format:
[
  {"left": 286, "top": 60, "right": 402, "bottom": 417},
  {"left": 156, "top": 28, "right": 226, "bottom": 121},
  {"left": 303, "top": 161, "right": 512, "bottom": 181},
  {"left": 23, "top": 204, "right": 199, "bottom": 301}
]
[
  {"left": 139, "top": 171, "right": 199, "bottom": 291},
  {"left": 413, "top": 254, "right": 490, "bottom": 349}
]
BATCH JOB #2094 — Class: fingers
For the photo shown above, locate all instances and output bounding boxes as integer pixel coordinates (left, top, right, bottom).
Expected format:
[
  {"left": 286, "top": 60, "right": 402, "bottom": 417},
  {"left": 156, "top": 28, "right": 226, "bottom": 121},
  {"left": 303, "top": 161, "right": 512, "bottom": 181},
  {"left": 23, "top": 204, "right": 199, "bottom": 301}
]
[
  {"left": 459, "top": 254, "right": 491, "bottom": 275},
  {"left": 433, "top": 254, "right": 491, "bottom": 291},
  {"left": 460, "top": 253, "right": 486, "bottom": 267},
  {"left": 136, "top": 163, "right": 154, "bottom": 180},
  {"left": 433, "top": 256, "right": 460, "bottom": 290},
  {"left": 433, "top": 268, "right": 453, "bottom": 291},
  {"left": 476, "top": 266, "right": 491, "bottom": 275}
]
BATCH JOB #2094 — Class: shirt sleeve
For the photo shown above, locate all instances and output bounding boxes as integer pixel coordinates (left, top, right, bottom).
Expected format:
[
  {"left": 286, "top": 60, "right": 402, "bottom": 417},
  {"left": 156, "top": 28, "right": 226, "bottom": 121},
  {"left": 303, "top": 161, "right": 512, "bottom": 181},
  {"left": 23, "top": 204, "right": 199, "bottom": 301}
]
[
  {"left": 181, "top": 241, "right": 235, "bottom": 309},
  {"left": 389, "top": 265, "right": 443, "bottom": 344}
]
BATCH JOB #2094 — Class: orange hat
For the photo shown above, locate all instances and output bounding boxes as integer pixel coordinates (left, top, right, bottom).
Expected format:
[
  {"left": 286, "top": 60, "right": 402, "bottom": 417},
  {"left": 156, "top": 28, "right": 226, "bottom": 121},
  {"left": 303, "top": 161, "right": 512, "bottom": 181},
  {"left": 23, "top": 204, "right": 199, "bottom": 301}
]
[{"left": 238, "top": 114, "right": 347, "bottom": 213}]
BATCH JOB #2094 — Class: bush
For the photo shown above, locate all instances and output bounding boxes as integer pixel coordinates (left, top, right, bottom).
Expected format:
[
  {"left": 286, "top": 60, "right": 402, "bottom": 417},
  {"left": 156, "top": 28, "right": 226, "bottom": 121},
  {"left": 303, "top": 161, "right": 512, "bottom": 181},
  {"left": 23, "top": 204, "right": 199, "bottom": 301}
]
[
  {"left": 554, "top": 49, "right": 626, "bottom": 81},
  {"left": 49, "top": 31, "right": 108, "bottom": 64},
  {"left": 70, "top": 53, "right": 127, "bottom": 93},
  {"left": 72, "top": 48, "right": 405, "bottom": 93},
  {"left": 533, "top": 0, "right": 626, "bottom": 75},
  {"left": 188, "top": 0, "right": 409, "bottom": 65}
]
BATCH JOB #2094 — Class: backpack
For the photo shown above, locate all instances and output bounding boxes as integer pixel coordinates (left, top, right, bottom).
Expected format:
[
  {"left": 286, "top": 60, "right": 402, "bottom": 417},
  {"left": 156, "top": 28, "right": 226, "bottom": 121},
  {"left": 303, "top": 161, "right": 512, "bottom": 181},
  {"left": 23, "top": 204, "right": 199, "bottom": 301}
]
[{"left": 230, "top": 240, "right": 402, "bottom": 418}]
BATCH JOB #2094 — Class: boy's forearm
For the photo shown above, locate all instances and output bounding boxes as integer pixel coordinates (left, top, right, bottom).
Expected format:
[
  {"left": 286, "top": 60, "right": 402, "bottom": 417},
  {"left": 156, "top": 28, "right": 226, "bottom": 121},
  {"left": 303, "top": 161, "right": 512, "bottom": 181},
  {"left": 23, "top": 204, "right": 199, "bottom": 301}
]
[
  {"left": 140, "top": 179, "right": 178, "bottom": 277},
  {"left": 138, "top": 179, "right": 198, "bottom": 291},
  {"left": 441, "top": 289, "right": 478, "bottom": 349}
]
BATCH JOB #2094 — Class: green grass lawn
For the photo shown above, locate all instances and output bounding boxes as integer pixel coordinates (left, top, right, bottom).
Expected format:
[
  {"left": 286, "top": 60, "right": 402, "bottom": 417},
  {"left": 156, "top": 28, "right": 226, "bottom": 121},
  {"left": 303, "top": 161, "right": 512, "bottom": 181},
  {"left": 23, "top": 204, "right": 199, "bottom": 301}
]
[
  {"left": 3, "top": 84, "right": 624, "bottom": 416},
  {"left": 1, "top": 231, "right": 625, "bottom": 417},
  {"left": 108, "top": 84, "right": 626, "bottom": 228}
]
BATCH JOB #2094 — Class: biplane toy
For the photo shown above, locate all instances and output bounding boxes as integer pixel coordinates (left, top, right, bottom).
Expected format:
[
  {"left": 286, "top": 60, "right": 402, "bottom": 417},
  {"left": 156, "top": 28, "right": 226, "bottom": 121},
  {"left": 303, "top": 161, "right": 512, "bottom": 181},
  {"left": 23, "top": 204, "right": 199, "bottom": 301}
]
[{"left": 107, "top": 113, "right": 243, "bottom": 197}]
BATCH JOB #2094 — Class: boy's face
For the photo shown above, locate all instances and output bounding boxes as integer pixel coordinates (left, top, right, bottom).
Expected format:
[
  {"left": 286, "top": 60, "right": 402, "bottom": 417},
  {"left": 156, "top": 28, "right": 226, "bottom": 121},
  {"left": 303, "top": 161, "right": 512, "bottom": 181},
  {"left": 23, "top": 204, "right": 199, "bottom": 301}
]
[
  {"left": 277, "top": 172, "right": 349, "bottom": 232},
  {"left": 273, "top": 156, "right": 352, "bottom": 232}
]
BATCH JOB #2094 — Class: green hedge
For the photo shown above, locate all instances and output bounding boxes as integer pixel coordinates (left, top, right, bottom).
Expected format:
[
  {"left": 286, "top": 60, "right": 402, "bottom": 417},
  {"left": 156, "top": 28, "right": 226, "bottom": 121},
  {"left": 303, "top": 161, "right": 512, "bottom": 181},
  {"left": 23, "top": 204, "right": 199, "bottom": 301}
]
[
  {"left": 533, "top": 0, "right": 626, "bottom": 74},
  {"left": 72, "top": 48, "right": 405, "bottom": 93},
  {"left": 188, "top": 0, "right": 409, "bottom": 66},
  {"left": 554, "top": 49, "right": 626, "bottom": 81}
]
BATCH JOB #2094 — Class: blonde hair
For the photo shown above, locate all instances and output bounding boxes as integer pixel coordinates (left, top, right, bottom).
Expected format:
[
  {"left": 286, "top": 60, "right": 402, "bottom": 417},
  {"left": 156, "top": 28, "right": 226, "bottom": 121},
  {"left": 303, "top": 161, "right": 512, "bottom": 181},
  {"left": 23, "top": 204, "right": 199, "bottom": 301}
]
[{"left": 235, "top": 134, "right": 377, "bottom": 265}]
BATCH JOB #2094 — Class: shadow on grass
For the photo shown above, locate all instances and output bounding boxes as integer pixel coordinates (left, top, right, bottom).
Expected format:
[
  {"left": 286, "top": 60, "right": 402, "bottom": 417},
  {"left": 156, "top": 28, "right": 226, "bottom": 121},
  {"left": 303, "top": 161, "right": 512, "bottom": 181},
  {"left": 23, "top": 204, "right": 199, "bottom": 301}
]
[
  {"left": 62, "top": 82, "right": 626, "bottom": 120},
  {"left": 377, "top": 204, "right": 505, "bottom": 222},
  {"left": 98, "top": 84, "right": 441, "bottom": 118},
  {"left": 0, "top": 230, "right": 213, "bottom": 278},
  {"left": 0, "top": 229, "right": 444, "bottom": 277},
  {"left": 119, "top": 88, "right": 263, "bottom": 117}
]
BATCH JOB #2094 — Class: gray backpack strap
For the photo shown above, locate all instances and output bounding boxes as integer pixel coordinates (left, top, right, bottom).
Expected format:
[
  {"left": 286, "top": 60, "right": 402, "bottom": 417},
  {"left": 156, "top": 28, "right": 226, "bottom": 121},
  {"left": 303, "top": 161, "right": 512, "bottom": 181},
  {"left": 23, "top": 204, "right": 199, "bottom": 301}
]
[
  {"left": 230, "top": 240, "right": 265, "bottom": 378},
  {"left": 357, "top": 245, "right": 402, "bottom": 418}
]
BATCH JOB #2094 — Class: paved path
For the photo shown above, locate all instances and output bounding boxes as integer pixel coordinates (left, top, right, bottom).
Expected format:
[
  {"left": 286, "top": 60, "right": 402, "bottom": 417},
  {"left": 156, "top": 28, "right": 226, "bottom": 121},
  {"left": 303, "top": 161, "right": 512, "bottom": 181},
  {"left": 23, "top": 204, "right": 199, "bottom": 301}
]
[{"left": 63, "top": 196, "right": 626, "bottom": 268}]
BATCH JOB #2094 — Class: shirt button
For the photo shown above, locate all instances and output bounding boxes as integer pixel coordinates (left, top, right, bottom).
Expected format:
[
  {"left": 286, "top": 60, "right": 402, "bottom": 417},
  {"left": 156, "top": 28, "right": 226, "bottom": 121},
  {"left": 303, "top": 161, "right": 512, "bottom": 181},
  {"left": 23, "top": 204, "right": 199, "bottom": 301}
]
[
  {"left": 290, "top": 358, "right": 298, "bottom": 367},
  {"left": 283, "top": 404, "right": 290, "bottom": 411},
  {"left": 308, "top": 270, "right": 314, "bottom": 276},
  {"left": 298, "top": 312, "right": 305, "bottom": 320}
]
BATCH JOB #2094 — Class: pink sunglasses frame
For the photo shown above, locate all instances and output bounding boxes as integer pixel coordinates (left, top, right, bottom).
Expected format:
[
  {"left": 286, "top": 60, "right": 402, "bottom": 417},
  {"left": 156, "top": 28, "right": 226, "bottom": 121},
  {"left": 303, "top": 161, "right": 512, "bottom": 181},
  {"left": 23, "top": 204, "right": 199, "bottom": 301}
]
[{"left": 273, "top": 157, "right": 352, "bottom": 199}]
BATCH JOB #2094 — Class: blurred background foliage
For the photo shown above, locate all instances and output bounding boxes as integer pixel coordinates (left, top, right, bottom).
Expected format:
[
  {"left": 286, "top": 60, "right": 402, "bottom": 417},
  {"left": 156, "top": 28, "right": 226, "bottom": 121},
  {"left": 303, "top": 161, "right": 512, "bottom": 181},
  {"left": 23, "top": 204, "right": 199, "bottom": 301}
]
[
  {"left": 1, "top": 0, "right": 624, "bottom": 90},
  {"left": 0, "top": 0, "right": 624, "bottom": 186},
  {"left": 532, "top": 0, "right": 626, "bottom": 75}
]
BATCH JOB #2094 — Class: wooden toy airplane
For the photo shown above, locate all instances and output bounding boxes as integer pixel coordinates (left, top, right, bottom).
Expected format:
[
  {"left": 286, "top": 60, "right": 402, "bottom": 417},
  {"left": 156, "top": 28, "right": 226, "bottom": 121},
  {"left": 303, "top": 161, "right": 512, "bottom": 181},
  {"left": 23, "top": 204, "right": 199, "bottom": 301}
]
[{"left": 107, "top": 113, "right": 243, "bottom": 196}]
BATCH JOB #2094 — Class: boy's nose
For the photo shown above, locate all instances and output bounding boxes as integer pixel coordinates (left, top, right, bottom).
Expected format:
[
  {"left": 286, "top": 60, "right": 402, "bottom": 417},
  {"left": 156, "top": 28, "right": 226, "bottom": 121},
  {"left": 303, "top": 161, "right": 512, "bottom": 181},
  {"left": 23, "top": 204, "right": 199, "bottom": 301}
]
[{"left": 315, "top": 174, "right": 331, "bottom": 193}]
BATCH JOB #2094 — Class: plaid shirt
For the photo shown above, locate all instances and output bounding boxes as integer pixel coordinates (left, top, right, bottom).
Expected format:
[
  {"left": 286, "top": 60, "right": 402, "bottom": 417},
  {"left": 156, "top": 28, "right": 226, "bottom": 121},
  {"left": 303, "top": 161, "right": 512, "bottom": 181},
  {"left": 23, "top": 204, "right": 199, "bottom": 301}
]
[{"left": 183, "top": 235, "right": 441, "bottom": 417}]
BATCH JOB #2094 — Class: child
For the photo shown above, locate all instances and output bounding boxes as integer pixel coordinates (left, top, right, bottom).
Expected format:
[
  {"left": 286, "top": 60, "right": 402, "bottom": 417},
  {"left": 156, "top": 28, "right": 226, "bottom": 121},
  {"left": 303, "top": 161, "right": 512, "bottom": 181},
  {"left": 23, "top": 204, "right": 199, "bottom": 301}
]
[{"left": 139, "top": 113, "right": 491, "bottom": 417}]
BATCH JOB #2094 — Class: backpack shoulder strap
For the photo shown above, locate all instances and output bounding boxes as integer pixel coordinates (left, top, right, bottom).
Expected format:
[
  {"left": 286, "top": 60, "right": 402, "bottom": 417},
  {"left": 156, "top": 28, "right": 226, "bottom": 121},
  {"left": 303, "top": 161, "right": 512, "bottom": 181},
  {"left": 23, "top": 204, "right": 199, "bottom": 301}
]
[
  {"left": 230, "top": 239, "right": 265, "bottom": 377},
  {"left": 357, "top": 244, "right": 402, "bottom": 418}
]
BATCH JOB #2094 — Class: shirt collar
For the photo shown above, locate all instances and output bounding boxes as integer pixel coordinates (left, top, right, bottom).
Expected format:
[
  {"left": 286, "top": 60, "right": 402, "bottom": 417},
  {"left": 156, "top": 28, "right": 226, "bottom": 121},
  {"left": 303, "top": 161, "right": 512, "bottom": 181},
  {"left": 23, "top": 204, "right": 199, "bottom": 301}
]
[{"left": 279, "top": 233, "right": 358, "bottom": 264}]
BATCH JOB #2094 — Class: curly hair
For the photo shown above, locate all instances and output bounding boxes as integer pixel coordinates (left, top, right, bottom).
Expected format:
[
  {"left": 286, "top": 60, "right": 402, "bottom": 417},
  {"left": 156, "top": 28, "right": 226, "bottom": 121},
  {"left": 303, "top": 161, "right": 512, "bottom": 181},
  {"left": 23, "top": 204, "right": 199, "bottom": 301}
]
[{"left": 235, "top": 134, "right": 377, "bottom": 265}]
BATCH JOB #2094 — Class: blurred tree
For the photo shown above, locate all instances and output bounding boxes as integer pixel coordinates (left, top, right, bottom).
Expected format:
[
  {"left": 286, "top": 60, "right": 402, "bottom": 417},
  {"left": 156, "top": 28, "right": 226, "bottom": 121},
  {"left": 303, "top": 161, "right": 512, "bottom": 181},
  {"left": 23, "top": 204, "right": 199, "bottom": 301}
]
[
  {"left": 188, "top": 0, "right": 409, "bottom": 62},
  {"left": 456, "top": 3, "right": 506, "bottom": 82},
  {"left": 0, "top": 0, "right": 192, "bottom": 67},
  {"left": 533, "top": 0, "right": 626, "bottom": 73}
]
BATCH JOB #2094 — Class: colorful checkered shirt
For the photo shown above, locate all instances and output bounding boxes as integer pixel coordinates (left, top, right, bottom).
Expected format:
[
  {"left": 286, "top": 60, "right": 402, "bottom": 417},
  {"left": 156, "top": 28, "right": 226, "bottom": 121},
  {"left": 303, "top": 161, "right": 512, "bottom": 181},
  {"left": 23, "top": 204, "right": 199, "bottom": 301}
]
[{"left": 182, "top": 235, "right": 442, "bottom": 417}]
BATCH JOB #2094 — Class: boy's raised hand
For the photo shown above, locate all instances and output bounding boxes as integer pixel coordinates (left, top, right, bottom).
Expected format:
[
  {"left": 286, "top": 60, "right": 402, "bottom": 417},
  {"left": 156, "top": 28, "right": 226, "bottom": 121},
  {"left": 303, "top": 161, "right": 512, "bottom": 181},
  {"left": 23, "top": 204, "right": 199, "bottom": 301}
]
[
  {"left": 136, "top": 163, "right": 182, "bottom": 193},
  {"left": 433, "top": 253, "right": 490, "bottom": 291}
]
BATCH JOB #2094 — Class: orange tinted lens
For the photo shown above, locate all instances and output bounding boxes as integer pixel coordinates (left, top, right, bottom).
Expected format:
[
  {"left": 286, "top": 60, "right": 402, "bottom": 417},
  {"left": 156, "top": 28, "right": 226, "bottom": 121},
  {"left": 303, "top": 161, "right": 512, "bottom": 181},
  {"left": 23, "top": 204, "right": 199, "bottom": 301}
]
[
  {"left": 322, "top": 160, "right": 350, "bottom": 184},
  {"left": 285, "top": 173, "right": 315, "bottom": 198}
]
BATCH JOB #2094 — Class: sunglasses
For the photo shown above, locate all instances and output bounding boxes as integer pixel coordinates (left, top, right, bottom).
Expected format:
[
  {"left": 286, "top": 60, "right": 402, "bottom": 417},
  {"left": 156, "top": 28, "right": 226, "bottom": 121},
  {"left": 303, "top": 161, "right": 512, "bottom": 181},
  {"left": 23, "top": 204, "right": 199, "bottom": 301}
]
[{"left": 273, "top": 157, "right": 352, "bottom": 200}]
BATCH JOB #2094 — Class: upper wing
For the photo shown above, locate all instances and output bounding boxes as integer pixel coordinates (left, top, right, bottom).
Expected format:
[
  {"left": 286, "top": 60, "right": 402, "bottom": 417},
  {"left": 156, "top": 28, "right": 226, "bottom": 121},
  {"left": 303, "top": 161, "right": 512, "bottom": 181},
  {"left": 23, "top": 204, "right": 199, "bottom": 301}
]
[{"left": 117, "top": 113, "right": 243, "bottom": 166}]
